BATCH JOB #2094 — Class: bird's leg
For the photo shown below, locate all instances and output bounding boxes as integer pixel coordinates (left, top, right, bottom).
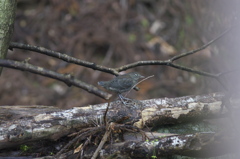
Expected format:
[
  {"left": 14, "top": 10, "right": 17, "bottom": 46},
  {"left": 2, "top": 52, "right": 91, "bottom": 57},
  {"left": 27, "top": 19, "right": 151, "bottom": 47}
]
[
  {"left": 118, "top": 94, "right": 127, "bottom": 105},
  {"left": 118, "top": 94, "right": 142, "bottom": 108},
  {"left": 118, "top": 94, "right": 132, "bottom": 105},
  {"left": 120, "top": 94, "right": 132, "bottom": 100}
]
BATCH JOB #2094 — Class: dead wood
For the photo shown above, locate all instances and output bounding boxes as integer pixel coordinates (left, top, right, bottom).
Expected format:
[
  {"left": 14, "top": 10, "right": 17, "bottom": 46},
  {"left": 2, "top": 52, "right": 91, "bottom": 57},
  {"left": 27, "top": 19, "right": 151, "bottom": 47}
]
[
  {"left": 1, "top": 92, "right": 239, "bottom": 158},
  {"left": 0, "top": 93, "right": 227, "bottom": 149}
]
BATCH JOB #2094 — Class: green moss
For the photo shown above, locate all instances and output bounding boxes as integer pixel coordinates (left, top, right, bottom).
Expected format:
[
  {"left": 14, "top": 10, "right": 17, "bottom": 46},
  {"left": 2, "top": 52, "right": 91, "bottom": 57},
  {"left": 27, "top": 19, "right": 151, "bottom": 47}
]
[
  {"left": 141, "top": 18, "right": 149, "bottom": 28},
  {"left": 20, "top": 144, "right": 31, "bottom": 152},
  {"left": 128, "top": 33, "right": 137, "bottom": 43},
  {"left": 185, "top": 15, "right": 194, "bottom": 26}
]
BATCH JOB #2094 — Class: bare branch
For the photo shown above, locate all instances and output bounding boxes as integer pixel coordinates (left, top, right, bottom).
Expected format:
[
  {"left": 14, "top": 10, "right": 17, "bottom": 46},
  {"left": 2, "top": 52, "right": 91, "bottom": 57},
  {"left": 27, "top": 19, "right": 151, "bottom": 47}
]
[
  {"left": 0, "top": 59, "right": 112, "bottom": 100},
  {"left": 168, "top": 63, "right": 218, "bottom": 78},
  {"left": 9, "top": 42, "right": 119, "bottom": 75},
  {"left": 8, "top": 28, "right": 232, "bottom": 91},
  {"left": 115, "top": 60, "right": 169, "bottom": 71},
  {"left": 9, "top": 43, "right": 221, "bottom": 80},
  {"left": 170, "top": 27, "right": 232, "bottom": 62},
  {"left": 115, "top": 60, "right": 218, "bottom": 78}
]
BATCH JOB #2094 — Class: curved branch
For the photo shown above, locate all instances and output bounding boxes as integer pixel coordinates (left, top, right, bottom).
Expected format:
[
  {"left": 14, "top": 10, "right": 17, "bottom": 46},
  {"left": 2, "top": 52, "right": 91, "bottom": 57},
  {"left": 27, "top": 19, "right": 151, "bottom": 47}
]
[
  {"left": 9, "top": 43, "right": 220, "bottom": 79},
  {"left": 170, "top": 27, "right": 232, "bottom": 61},
  {"left": 9, "top": 28, "right": 231, "bottom": 80},
  {"left": 0, "top": 59, "right": 112, "bottom": 100},
  {"left": 115, "top": 60, "right": 218, "bottom": 78},
  {"left": 9, "top": 42, "right": 119, "bottom": 75},
  {"left": 168, "top": 63, "right": 218, "bottom": 78}
]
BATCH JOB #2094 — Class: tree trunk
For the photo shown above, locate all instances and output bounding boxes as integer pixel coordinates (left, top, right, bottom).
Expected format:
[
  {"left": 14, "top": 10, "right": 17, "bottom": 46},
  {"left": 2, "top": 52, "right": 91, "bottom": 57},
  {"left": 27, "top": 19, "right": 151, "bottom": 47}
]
[{"left": 0, "top": 0, "right": 17, "bottom": 74}]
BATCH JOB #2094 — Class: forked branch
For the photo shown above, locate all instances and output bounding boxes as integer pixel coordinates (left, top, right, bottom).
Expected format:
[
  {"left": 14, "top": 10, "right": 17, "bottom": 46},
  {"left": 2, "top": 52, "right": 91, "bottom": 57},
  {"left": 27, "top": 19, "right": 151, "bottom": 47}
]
[{"left": 7, "top": 28, "right": 232, "bottom": 99}]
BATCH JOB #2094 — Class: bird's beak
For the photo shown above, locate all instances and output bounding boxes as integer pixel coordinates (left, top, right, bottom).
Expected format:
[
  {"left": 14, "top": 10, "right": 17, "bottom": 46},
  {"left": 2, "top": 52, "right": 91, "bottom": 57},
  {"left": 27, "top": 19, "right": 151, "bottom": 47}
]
[{"left": 140, "top": 75, "right": 145, "bottom": 78}]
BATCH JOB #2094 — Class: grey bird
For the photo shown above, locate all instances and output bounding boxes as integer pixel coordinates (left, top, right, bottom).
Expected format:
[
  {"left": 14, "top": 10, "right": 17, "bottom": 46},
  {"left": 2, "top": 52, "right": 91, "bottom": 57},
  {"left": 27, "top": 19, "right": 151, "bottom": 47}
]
[{"left": 98, "top": 72, "right": 144, "bottom": 103}]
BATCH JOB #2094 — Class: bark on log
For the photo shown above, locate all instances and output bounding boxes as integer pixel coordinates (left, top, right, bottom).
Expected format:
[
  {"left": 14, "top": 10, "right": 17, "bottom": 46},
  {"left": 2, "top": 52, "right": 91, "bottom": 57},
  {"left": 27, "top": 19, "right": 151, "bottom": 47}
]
[
  {"left": 1, "top": 92, "right": 239, "bottom": 158},
  {"left": 79, "top": 132, "right": 238, "bottom": 159},
  {"left": 34, "top": 131, "right": 239, "bottom": 159},
  {"left": 0, "top": 93, "right": 227, "bottom": 150}
]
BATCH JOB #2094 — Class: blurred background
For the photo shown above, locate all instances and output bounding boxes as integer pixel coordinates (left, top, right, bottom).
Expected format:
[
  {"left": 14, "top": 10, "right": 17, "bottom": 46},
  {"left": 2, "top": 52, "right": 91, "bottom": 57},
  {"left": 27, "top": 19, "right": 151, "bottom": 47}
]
[{"left": 0, "top": 0, "right": 239, "bottom": 109}]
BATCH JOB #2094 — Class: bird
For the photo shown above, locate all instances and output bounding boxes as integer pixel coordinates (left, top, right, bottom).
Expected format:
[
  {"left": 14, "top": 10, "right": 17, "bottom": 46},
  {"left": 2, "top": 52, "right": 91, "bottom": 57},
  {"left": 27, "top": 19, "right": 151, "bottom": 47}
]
[{"left": 98, "top": 72, "right": 144, "bottom": 104}]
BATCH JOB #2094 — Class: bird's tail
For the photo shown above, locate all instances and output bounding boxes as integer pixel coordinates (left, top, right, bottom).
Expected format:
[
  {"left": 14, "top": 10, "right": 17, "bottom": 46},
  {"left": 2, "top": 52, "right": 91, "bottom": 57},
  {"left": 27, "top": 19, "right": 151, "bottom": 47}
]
[{"left": 98, "top": 81, "right": 107, "bottom": 87}]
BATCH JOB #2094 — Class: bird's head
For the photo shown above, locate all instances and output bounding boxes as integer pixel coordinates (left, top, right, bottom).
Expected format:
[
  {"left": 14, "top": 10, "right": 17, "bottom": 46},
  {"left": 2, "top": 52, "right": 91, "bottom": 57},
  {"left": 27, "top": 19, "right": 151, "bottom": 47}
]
[{"left": 128, "top": 72, "right": 144, "bottom": 80}]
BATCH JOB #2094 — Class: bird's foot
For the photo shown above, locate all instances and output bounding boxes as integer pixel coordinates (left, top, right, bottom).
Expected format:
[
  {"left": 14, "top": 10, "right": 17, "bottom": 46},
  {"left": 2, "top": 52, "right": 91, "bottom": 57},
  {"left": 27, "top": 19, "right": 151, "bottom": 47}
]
[{"left": 118, "top": 94, "right": 142, "bottom": 108}]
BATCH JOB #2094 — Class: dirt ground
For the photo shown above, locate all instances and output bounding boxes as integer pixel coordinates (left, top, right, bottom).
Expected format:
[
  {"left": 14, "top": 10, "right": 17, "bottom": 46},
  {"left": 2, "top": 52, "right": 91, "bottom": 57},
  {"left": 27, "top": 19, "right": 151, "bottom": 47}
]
[{"left": 1, "top": 0, "right": 239, "bottom": 109}]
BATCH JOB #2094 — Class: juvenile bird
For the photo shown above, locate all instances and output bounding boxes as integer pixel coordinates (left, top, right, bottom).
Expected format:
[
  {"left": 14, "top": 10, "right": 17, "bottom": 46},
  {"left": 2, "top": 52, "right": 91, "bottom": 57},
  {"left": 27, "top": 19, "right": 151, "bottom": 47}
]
[{"left": 98, "top": 72, "right": 144, "bottom": 104}]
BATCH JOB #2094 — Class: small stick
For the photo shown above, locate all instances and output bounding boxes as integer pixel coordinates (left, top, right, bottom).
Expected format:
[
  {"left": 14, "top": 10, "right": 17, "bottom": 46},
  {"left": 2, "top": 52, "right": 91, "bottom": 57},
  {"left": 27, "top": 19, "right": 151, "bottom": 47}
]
[
  {"left": 91, "top": 124, "right": 112, "bottom": 159},
  {"left": 124, "top": 75, "right": 154, "bottom": 97}
]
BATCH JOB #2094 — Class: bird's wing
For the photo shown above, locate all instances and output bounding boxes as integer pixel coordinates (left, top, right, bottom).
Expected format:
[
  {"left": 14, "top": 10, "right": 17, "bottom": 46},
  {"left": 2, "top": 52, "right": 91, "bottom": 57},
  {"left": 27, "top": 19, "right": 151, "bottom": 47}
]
[
  {"left": 115, "top": 77, "right": 134, "bottom": 89},
  {"left": 100, "top": 74, "right": 135, "bottom": 93}
]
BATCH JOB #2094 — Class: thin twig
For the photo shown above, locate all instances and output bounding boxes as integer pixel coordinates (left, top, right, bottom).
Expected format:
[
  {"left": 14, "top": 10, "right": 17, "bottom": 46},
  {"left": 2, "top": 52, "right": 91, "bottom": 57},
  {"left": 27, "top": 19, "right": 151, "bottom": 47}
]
[
  {"left": 168, "top": 63, "right": 218, "bottom": 78},
  {"left": 116, "top": 60, "right": 218, "bottom": 79},
  {"left": 104, "top": 100, "right": 110, "bottom": 126},
  {"left": 115, "top": 60, "right": 217, "bottom": 79},
  {"left": 125, "top": 75, "right": 155, "bottom": 97},
  {"left": 91, "top": 124, "right": 112, "bottom": 159},
  {"left": 55, "top": 127, "right": 104, "bottom": 158},
  {"left": 170, "top": 27, "right": 232, "bottom": 61}
]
